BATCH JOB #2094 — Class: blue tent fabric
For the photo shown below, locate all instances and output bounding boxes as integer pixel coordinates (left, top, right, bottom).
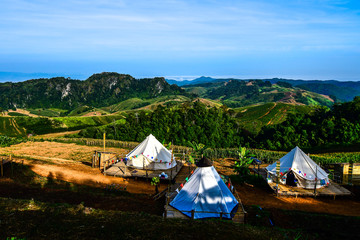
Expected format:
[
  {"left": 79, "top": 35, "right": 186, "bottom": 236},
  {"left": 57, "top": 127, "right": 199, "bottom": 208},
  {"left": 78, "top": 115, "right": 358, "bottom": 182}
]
[{"left": 169, "top": 166, "right": 239, "bottom": 219}]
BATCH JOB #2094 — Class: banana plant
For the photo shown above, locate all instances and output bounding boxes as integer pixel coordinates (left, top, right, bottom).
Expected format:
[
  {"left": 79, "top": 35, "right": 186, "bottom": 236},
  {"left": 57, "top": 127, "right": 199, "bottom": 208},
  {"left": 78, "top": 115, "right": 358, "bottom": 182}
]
[
  {"left": 151, "top": 177, "right": 160, "bottom": 194},
  {"left": 233, "top": 146, "right": 254, "bottom": 176}
]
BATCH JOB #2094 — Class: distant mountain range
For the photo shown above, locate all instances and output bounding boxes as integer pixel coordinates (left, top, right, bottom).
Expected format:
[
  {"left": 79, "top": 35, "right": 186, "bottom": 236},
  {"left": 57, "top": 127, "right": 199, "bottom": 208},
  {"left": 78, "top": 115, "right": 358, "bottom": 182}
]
[
  {"left": 181, "top": 79, "right": 334, "bottom": 108},
  {"left": 0, "top": 72, "right": 185, "bottom": 110},
  {"left": 0, "top": 72, "right": 88, "bottom": 82},
  {"left": 167, "top": 77, "right": 360, "bottom": 101},
  {"left": 1, "top": 72, "right": 358, "bottom": 113}
]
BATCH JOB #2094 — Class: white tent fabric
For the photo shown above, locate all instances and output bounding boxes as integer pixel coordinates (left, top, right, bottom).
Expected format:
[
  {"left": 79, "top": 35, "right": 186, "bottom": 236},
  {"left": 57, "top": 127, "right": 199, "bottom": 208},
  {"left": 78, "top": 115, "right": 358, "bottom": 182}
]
[
  {"left": 126, "top": 134, "right": 176, "bottom": 170},
  {"left": 169, "top": 166, "right": 239, "bottom": 219},
  {"left": 266, "top": 146, "right": 329, "bottom": 189}
]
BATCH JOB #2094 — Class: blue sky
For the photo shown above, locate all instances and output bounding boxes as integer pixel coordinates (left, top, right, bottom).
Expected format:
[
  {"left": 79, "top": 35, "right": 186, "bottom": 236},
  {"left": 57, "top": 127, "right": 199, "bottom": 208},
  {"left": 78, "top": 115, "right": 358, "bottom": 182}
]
[{"left": 1, "top": 0, "right": 360, "bottom": 81}]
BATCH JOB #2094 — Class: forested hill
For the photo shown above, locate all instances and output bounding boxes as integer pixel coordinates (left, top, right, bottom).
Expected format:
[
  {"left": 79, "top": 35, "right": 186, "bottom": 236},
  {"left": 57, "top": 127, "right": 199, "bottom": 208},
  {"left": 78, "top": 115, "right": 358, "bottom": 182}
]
[
  {"left": 77, "top": 97, "right": 360, "bottom": 151},
  {"left": 0, "top": 72, "right": 185, "bottom": 110},
  {"left": 168, "top": 77, "right": 360, "bottom": 102},
  {"left": 183, "top": 79, "right": 334, "bottom": 108}
]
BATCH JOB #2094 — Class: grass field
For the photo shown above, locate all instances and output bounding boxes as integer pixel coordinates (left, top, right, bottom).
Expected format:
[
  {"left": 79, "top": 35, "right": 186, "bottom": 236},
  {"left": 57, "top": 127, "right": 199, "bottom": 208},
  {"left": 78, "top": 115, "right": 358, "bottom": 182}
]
[
  {"left": 7, "top": 112, "right": 28, "bottom": 116},
  {"left": 0, "top": 115, "right": 124, "bottom": 137},
  {"left": 104, "top": 95, "right": 192, "bottom": 112},
  {"left": 27, "top": 108, "right": 68, "bottom": 117},
  {"left": 54, "top": 115, "right": 124, "bottom": 129}
]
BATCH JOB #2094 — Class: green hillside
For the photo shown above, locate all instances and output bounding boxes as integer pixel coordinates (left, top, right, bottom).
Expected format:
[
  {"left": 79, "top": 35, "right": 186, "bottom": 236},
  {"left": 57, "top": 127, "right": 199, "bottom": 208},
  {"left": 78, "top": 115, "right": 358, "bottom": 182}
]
[
  {"left": 0, "top": 117, "right": 27, "bottom": 137},
  {"left": 234, "top": 103, "right": 312, "bottom": 133},
  {"left": 184, "top": 79, "right": 334, "bottom": 108},
  {"left": 0, "top": 115, "right": 124, "bottom": 136},
  {"left": 103, "top": 95, "right": 192, "bottom": 112},
  {"left": 28, "top": 108, "right": 68, "bottom": 117},
  {"left": 169, "top": 76, "right": 360, "bottom": 102}
]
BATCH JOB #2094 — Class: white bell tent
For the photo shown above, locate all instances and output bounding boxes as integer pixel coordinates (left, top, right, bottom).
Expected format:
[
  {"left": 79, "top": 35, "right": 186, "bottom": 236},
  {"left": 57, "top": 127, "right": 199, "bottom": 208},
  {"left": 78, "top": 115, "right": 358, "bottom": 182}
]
[
  {"left": 126, "top": 134, "right": 176, "bottom": 170},
  {"left": 169, "top": 157, "right": 239, "bottom": 219},
  {"left": 266, "top": 146, "right": 329, "bottom": 189}
]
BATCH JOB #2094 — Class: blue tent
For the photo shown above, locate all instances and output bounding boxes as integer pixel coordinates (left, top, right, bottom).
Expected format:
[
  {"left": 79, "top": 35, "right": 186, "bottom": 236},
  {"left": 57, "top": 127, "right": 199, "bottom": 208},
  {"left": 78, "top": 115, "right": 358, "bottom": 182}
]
[{"left": 169, "top": 161, "right": 238, "bottom": 219}]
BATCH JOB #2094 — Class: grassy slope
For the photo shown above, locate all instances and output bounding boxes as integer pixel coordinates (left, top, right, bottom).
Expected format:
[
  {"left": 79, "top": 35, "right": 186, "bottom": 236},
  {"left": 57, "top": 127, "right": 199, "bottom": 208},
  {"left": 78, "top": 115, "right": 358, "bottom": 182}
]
[
  {"left": 104, "top": 95, "right": 192, "bottom": 112},
  {"left": 54, "top": 115, "right": 124, "bottom": 129},
  {"left": 234, "top": 102, "right": 312, "bottom": 133},
  {"left": 1, "top": 197, "right": 308, "bottom": 240},
  {"left": 184, "top": 82, "right": 334, "bottom": 108},
  {"left": 28, "top": 108, "right": 68, "bottom": 117},
  {"left": 0, "top": 115, "right": 124, "bottom": 136},
  {"left": 0, "top": 117, "right": 27, "bottom": 137}
]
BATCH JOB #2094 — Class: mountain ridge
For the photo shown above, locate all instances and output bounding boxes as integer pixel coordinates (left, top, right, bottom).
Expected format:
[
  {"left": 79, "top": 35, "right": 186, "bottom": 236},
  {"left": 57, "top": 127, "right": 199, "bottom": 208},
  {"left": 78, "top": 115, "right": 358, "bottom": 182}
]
[
  {"left": 0, "top": 72, "right": 185, "bottom": 110},
  {"left": 166, "top": 76, "right": 360, "bottom": 101}
]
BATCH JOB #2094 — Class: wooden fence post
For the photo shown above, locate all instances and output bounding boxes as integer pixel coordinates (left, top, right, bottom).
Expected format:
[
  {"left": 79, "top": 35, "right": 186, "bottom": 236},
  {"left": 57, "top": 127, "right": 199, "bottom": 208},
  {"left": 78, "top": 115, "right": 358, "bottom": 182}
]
[
  {"left": 10, "top": 155, "right": 13, "bottom": 178},
  {"left": 98, "top": 152, "right": 101, "bottom": 170},
  {"left": 314, "top": 165, "right": 318, "bottom": 197},
  {"left": 276, "top": 160, "right": 280, "bottom": 197},
  {"left": 220, "top": 212, "right": 223, "bottom": 220},
  {"left": 191, "top": 210, "right": 195, "bottom": 219},
  {"left": 1, "top": 158, "right": 3, "bottom": 177}
]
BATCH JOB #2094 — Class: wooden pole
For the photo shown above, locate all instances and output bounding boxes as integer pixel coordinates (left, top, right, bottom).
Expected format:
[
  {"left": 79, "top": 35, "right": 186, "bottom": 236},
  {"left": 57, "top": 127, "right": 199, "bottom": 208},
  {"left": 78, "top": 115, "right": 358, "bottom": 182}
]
[
  {"left": 170, "top": 145, "right": 174, "bottom": 181},
  {"left": 1, "top": 159, "right": 3, "bottom": 177},
  {"left": 10, "top": 155, "right": 13, "bottom": 178},
  {"left": 314, "top": 165, "right": 318, "bottom": 197},
  {"left": 103, "top": 132, "right": 106, "bottom": 152},
  {"left": 276, "top": 160, "right": 280, "bottom": 197},
  {"left": 191, "top": 210, "right": 195, "bottom": 219},
  {"left": 349, "top": 161, "right": 353, "bottom": 186},
  {"left": 99, "top": 153, "right": 101, "bottom": 170},
  {"left": 164, "top": 208, "right": 167, "bottom": 219}
]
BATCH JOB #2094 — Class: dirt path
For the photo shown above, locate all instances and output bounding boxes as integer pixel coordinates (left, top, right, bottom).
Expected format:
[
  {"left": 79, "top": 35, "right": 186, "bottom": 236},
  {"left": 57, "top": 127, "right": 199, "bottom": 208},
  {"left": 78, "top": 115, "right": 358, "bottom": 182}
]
[
  {"left": 13, "top": 158, "right": 162, "bottom": 195},
  {"left": 10, "top": 118, "right": 21, "bottom": 134},
  {"left": 259, "top": 103, "right": 276, "bottom": 120},
  {"left": 6, "top": 109, "right": 39, "bottom": 117},
  {"left": 33, "top": 130, "right": 81, "bottom": 139}
]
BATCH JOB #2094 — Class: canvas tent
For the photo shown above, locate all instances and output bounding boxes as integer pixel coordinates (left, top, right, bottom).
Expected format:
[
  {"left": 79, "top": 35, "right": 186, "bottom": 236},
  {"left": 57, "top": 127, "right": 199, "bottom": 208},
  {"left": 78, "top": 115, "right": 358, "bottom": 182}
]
[
  {"left": 169, "top": 157, "right": 239, "bottom": 219},
  {"left": 126, "top": 134, "right": 176, "bottom": 170},
  {"left": 266, "top": 146, "right": 329, "bottom": 189}
]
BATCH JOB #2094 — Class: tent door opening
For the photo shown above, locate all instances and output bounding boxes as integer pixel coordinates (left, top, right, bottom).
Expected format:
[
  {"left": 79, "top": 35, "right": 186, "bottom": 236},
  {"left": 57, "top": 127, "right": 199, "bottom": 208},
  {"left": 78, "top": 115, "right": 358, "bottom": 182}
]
[{"left": 286, "top": 171, "right": 297, "bottom": 187}]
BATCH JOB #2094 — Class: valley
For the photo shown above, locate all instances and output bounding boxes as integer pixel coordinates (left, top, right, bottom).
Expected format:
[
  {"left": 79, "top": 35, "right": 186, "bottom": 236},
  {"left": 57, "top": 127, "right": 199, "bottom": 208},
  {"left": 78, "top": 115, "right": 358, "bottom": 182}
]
[{"left": 1, "top": 73, "right": 360, "bottom": 239}]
